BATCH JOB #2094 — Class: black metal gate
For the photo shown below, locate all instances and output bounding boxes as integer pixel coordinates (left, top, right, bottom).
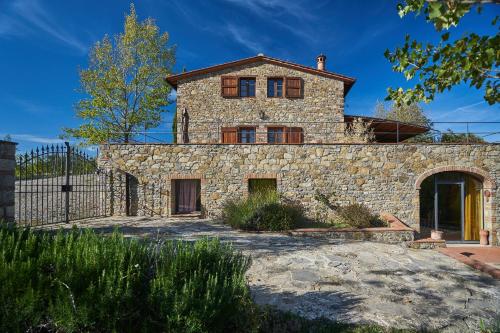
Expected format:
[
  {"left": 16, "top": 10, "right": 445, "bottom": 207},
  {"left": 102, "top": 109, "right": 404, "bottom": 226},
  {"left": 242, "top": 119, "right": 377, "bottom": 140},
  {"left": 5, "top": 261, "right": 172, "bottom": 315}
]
[{"left": 15, "top": 142, "right": 109, "bottom": 226}]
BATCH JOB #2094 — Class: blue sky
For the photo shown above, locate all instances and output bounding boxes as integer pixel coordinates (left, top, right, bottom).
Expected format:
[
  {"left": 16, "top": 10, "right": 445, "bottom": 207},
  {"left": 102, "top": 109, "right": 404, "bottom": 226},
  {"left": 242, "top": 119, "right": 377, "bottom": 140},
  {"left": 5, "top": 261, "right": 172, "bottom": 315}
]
[{"left": 0, "top": 0, "right": 498, "bottom": 152}]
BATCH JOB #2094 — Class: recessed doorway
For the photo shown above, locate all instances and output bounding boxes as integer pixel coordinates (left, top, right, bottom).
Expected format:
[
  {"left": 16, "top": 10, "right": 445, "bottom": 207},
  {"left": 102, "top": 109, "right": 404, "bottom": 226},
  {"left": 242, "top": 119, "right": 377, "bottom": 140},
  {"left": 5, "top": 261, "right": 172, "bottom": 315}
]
[
  {"left": 420, "top": 172, "right": 482, "bottom": 242},
  {"left": 172, "top": 179, "right": 201, "bottom": 214}
]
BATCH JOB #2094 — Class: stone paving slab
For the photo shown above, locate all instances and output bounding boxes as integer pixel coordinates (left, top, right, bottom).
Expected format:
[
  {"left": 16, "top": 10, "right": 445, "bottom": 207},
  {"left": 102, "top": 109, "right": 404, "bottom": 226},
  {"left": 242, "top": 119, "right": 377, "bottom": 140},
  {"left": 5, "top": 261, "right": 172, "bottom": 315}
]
[{"left": 40, "top": 216, "right": 500, "bottom": 332}]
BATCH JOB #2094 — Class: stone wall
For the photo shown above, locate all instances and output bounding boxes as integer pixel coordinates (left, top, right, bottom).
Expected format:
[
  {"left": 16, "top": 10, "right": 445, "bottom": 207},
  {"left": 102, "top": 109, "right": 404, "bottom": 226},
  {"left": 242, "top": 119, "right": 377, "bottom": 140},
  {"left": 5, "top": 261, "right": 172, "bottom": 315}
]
[
  {"left": 176, "top": 61, "right": 345, "bottom": 143},
  {"left": 0, "top": 141, "right": 17, "bottom": 222},
  {"left": 99, "top": 143, "right": 500, "bottom": 242}
]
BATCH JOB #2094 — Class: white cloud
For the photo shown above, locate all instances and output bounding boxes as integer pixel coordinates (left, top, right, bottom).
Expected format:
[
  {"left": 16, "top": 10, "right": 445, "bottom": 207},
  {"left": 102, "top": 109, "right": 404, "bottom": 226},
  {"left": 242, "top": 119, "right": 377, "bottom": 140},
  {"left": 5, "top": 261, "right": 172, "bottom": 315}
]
[
  {"left": 168, "top": 89, "right": 177, "bottom": 101},
  {"left": 9, "top": 97, "right": 52, "bottom": 114},
  {"left": 6, "top": 134, "right": 64, "bottom": 145},
  {"left": 0, "top": 13, "right": 27, "bottom": 37},
  {"left": 222, "top": 0, "right": 316, "bottom": 21},
  {"left": 430, "top": 101, "right": 487, "bottom": 121},
  {"left": 1, "top": 0, "right": 87, "bottom": 53},
  {"left": 225, "top": 23, "right": 265, "bottom": 54},
  {"left": 221, "top": 0, "right": 321, "bottom": 43}
]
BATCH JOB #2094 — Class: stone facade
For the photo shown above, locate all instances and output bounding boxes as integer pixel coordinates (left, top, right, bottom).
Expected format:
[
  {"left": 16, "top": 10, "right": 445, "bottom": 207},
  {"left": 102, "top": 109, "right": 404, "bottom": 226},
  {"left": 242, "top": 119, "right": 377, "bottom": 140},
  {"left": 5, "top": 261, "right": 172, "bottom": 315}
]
[
  {"left": 99, "top": 143, "right": 500, "bottom": 243},
  {"left": 0, "top": 141, "right": 17, "bottom": 222},
  {"left": 175, "top": 61, "right": 345, "bottom": 143}
]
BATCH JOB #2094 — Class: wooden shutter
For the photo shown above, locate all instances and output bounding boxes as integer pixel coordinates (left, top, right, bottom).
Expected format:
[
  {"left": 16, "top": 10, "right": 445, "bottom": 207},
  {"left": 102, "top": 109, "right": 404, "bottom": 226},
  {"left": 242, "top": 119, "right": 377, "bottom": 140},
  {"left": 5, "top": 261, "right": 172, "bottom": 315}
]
[
  {"left": 285, "top": 77, "right": 302, "bottom": 98},
  {"left": 221, "top": 76, "right": 238, "bottom": 97},
  {"left": 221, "top": 127, "right": 237, "bottom": 143},
  {"left": 288, "top": 127, "right": 304, "bottom": 143}
]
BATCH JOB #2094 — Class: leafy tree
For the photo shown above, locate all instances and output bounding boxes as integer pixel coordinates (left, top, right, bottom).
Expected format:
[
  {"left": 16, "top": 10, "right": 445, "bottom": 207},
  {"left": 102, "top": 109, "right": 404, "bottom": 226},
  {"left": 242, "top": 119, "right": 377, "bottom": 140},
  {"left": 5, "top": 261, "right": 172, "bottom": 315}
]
[
  {"left": 64, "top": 4, "right": 175, "bottom": 144},
  {"left": 375, "top": 101, "right": 431, "bottom": 125},
  {"left": 440, "top": 129, "right": 485, "bottom": 143},
  {"left": 375, "top": 102, "right": 434, "bottom": 142},
  {"left": 385, "top": 0, "right": 499, "bottom": 106}
]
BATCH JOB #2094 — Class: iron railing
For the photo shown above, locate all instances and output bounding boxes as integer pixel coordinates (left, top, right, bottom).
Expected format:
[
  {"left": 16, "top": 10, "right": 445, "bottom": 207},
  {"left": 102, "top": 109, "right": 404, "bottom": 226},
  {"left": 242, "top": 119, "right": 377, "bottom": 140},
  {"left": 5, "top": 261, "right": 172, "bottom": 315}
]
[
  {"left": 15, "top": 142, "right": 110, "bottom": 226},
  {"left": 104, "top": 120, "right": 500, "bottom": 144}
]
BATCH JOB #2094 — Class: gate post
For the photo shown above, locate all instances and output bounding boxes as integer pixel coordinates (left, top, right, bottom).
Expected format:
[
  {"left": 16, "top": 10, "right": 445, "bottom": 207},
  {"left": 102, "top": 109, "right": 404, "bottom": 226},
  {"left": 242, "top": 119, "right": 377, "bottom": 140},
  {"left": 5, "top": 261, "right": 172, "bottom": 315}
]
[
  {"left": 0, "top": 140, "right": 17, "bottom": 222},
  {"left": 64, "top": 142, "right": 71, "bottom": 223}
]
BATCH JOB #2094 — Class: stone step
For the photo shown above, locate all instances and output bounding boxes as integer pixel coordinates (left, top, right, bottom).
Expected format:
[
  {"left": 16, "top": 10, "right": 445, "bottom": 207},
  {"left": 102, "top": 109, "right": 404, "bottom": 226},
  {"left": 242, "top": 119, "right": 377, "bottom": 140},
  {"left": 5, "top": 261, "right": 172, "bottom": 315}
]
[{"left": 407, "top": 238, "right": 446, "bottom": 249}]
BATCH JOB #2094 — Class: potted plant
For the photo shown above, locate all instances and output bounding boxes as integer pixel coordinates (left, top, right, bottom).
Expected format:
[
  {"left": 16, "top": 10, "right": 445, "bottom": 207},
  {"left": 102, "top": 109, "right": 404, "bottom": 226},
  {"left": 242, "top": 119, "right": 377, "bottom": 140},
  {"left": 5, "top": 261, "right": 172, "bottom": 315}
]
[
  {"left": 431, "top": 229, "right": 443, "bottom": 240},
  {"left": 479, "top": 229, "right": 489, "bottom": 246}
]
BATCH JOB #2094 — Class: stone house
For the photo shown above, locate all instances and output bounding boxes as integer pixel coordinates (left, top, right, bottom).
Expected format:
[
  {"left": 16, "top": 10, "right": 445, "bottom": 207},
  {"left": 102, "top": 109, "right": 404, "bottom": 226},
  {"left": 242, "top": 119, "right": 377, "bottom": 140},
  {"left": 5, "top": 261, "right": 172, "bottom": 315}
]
[{"left": 99, "top": 54, "right": 499, "bottom": 244}]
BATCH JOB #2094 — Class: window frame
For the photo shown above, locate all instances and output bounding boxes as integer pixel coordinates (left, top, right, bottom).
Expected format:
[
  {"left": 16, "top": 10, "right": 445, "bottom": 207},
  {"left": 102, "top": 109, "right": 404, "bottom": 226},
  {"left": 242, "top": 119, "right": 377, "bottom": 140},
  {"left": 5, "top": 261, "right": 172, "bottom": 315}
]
[
  {"left": 267, "top": 126, "right": 287, "bottom": 144},
  {"left": 171, "top": 179, "right": 202, "bottom": 215},
  {"left": 267, "top": 77, "right": 284, "bottom": 98},
  {"left": 265, "top": 126, "right": 304, "bottom": 144},
  {"left": 237, "top": 126, "right": 256, "bottom": 144},
  {"left": 238, "top": 77, "right": 256, "bottom": 98},
  {"left": 248, "top": 178, "right": 277, "bottom": 195}
]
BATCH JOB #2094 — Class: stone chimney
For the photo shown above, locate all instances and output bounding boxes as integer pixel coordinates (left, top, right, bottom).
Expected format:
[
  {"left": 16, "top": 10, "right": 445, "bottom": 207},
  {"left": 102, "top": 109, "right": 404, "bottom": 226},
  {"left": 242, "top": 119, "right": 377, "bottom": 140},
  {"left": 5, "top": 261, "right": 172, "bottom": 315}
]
[{"left": 316, "top": 54, "right": 326, "bottom": 71}]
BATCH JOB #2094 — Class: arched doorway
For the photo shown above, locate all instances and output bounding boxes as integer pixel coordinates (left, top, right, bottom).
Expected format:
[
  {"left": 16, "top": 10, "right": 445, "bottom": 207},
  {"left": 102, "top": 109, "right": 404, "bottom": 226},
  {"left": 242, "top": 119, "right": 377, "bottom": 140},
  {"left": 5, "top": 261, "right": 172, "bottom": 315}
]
[{"left": 419, "top": 171, "right": 483, "bottom": 242}]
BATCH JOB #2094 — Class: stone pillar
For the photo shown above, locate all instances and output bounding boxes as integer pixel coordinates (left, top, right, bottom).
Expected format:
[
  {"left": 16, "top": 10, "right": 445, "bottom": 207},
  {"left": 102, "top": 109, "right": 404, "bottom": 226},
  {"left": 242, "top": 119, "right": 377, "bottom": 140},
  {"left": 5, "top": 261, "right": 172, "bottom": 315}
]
[{"left": 0, "top": 140, "right": 17, "bottom": 222}]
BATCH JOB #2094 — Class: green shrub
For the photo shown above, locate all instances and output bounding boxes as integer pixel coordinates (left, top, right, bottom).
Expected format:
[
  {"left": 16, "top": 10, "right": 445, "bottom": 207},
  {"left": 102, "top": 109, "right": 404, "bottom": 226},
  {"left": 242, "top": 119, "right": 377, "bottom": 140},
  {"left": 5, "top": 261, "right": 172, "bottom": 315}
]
[
  {"left": 223, "top": 191, "right": 305, "bottom": 231},
  {"left": 338, "top": 203, "right": 386, "bottom": 229},
  {"left": 0, "top": 225, "right": 255, "bottom": 333}
]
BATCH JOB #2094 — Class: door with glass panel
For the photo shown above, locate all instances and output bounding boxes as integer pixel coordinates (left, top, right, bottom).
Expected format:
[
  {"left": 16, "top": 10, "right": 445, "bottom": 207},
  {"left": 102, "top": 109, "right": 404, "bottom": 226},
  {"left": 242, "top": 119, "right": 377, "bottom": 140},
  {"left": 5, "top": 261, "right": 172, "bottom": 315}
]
[{"left": 434, "top": 173, "right": 482, "bottom": 242}]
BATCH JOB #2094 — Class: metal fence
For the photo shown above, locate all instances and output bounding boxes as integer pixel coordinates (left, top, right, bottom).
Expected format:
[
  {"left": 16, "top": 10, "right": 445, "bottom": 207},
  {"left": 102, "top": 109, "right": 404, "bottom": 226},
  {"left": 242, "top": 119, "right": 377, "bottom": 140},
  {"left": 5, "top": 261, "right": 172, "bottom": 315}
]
[
  {"left": 104, "top": 120, "right": 500, "bottom": 144},
  {"left": 15, "top": 142, "right": 110, "bottom": 226}
]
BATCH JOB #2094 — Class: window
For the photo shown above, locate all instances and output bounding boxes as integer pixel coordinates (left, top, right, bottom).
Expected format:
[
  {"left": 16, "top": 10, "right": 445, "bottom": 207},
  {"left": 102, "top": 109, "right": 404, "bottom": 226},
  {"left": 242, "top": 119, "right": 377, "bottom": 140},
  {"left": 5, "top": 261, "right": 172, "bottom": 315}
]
[
  {"left": 248, "top": 178, "right": 277, "bottom": 195},
  {"left": 238, "top": 127, "right": 256, "bottom": 143},
  {"left": 267, "top": 127, "right": 303, "bottom": 144},
  {"left": 239, "top": 78, "right": 256, "bottom": 97},
  {"left": 221, "top": 127, "right": 256, "bottom": 143},
  {"left": 173, "top": 179, "right": 201, "bottom": 214},
  {"left": 285, "top": 77, "right": 302, "bottom": 98},
  {"left": 221, "top": 76, "right": 238, "bottom": 97},
  {"left": 267, "top": 78, "right": 283, "bottom": 97},
  {"left": 267, "top": 127, "right": 286, "bottom": 144}
]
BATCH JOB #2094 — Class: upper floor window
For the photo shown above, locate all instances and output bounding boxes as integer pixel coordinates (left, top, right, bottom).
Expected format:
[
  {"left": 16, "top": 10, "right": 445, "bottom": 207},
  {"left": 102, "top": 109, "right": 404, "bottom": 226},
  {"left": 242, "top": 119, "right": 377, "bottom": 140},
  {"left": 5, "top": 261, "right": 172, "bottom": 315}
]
[
  {"left": 267, "top": 78, "right": 283, "bottom": 97},
  {"left": 239, "top": 78, "right": 256, "bottom": 97},
  {"left": 221, "top": 76, "right": 302, "bottom": 98}
]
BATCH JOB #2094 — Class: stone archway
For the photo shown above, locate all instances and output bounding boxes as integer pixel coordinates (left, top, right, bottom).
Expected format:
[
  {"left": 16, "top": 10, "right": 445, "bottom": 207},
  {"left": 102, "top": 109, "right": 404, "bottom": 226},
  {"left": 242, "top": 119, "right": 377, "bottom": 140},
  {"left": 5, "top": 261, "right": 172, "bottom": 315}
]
[{"left": 413, "top": 166, "right": 496, "bottom": 242}]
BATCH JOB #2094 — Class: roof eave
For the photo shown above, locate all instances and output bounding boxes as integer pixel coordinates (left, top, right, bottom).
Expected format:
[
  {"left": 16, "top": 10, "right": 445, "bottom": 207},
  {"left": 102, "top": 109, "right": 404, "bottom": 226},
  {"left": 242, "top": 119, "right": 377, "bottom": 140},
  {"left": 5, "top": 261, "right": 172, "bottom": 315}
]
[{"left": 165, "top": 55, "right": 356, "bottom": 95}]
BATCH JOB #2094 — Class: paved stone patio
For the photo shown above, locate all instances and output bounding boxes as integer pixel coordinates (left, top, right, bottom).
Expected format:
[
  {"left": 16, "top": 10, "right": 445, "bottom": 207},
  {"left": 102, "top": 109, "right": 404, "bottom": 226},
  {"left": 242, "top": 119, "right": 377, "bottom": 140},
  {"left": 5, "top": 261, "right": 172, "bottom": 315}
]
[{"left": 43, "top": 216, "right": 500, "bottom": 332}]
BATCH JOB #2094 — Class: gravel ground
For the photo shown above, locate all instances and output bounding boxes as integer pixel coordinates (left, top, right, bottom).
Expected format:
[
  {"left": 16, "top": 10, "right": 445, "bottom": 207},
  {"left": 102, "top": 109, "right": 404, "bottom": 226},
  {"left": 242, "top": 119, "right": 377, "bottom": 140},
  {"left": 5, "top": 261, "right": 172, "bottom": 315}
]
[{"left": 39, "top": 216, "right": 500, "bottom": 332}]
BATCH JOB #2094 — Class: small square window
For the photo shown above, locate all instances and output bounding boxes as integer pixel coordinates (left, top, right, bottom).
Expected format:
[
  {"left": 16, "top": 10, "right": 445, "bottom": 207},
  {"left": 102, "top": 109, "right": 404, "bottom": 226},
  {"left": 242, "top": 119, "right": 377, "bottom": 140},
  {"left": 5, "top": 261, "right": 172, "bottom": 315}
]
[
  {"left": 267, "top": 78, "right": 283, "bottom": 97},
  {"left": 239, "top": 78, "right": 256, "bottom": 97},
  {"left": 248, "top": 178, "right": 277, "bottom": 195}
]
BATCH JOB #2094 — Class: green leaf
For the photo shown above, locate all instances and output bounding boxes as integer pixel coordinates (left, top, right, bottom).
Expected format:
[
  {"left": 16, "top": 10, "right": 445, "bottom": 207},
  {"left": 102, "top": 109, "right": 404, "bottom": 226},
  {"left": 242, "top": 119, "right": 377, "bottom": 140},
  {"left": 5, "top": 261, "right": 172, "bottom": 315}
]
[{"left": 428, "top": 2, "right": 442, "bottom": 20}]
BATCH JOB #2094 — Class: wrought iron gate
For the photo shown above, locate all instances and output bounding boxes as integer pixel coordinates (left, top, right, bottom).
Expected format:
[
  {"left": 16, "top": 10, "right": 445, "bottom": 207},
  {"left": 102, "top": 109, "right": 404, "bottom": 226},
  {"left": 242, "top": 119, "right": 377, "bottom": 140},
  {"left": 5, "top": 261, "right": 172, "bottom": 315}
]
[{"left": 15, "top": 142, "right": 109, "bottom": 226}]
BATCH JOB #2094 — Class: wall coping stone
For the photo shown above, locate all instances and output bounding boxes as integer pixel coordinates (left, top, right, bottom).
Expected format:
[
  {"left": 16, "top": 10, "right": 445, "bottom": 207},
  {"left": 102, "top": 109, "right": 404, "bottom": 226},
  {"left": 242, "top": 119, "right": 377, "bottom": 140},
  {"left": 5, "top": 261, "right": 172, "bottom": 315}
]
[{"left": 103, "top": 143, "right": 500, "bottom": 147}]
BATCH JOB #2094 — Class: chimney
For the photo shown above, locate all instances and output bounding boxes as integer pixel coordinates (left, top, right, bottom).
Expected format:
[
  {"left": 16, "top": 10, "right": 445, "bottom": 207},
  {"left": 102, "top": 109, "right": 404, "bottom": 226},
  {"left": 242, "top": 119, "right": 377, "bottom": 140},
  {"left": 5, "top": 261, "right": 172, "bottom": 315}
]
[{"left": 316, "top": 54, "right": 326, "bottom": 71}]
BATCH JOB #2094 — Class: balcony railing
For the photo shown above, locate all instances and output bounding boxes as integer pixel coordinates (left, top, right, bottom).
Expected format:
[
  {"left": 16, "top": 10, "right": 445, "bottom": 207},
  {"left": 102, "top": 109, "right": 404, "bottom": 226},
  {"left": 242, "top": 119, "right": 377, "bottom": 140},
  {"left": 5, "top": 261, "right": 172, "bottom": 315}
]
[{"left": 104, "top": 120, "right": 500, "bottom": 145}]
